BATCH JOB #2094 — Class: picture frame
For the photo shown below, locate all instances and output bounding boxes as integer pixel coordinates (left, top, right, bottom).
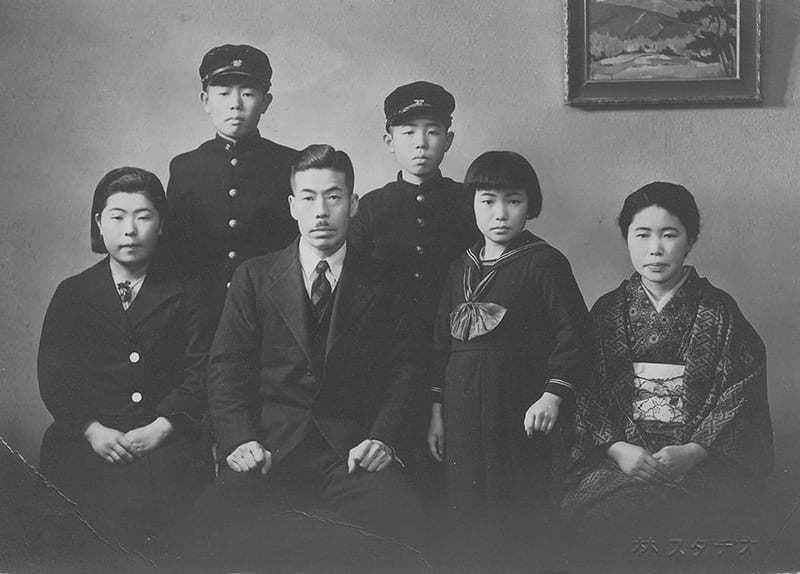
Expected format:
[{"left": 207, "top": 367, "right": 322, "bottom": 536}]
[{"left": 564, "top": 0, "right": 763, "bottom": 107}]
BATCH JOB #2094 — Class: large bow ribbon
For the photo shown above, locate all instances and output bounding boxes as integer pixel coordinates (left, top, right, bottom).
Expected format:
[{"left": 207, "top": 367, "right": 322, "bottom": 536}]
[
  {"left": 450, "top": 301, "right": 507, "bottom": 341},
  {"left": 449, "top": 234, "right": 545, "bottom": 342}
]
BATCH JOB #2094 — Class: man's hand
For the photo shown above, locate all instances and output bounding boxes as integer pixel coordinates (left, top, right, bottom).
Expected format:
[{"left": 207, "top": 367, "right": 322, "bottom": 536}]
[
  {"left": 124, "top": 417, "right": 173, "bottom": 458},
  {"left": 523, "top": 391, "right": 562, "bottom": 436},
  {"left": 348, "top": 439, "right": 394, "bottom": 473},
  {"left": 653, "top": 443, "right": 707, "bottom": 479},
  {"left": 84, "top": 421, "right": 134, "bottom": 464},
  {"left": 226, "top": 441, "right": 272, "bottom": 475},
  {"left": 427, "top": 403, "right": 445, "bottom": 462},
  {"left": 607, "top": 441, "right": 672, "bottom": 483}
]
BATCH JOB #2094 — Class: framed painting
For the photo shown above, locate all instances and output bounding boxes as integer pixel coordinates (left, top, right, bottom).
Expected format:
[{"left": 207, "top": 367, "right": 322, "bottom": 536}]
[{"left": 564, "top": 0, "right": 763, "bottom": 107}]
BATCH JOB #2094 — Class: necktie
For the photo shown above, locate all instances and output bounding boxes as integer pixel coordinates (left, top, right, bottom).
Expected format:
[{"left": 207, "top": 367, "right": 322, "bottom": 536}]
[
  {"left": 310, "top": 260, "right": 331, "bottom": 321},
  {"left": 117, "top": 281, "right": 133, "bottom": 305}
]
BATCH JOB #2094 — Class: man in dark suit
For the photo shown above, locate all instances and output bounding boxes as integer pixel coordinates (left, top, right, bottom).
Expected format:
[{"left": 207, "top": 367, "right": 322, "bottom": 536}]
[{"left": 188, "top": 144, "right": 428, "bottom": 573}]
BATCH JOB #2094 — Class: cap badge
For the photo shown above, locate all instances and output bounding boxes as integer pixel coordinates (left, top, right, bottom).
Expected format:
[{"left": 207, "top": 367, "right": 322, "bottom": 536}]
[
  {"left": 413, "top": 99, "right": 426, "bottom": 105},
  {"left": 232, "top": 59, "right": 243, "bottom": 68}
]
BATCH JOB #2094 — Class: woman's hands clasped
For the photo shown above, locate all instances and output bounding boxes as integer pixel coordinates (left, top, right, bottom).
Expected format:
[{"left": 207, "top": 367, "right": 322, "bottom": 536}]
[
  {"left": 608, "top": 441, "right": 708, "bottom": 483},
  {"left": 84, "top": 417, "right": 174, "bottom": 464}
]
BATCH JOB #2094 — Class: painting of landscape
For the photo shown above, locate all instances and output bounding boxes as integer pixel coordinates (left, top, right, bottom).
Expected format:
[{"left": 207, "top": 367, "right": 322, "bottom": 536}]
[{"left": 588, "top": 0, "right": 739, "bottom": 81}]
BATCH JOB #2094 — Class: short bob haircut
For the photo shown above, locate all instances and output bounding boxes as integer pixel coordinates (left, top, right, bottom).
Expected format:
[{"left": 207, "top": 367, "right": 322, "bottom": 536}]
[
  {"left": 90, "top": 167, "right": 167, "bottom": 254},
  {"left": 290, "top": 144, "right": 355, "bottom": 195},
  {"left": 464, "top": 151, "right": 542, "bottom": 218},
  {"left": 617, "top": 181, "right": 701, "bottom": 245}
]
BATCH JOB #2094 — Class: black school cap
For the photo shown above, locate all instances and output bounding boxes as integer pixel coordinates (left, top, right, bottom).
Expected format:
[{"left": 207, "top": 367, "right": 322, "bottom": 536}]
[
  {"left": 384, "top": 81, "right": 455, "bottom": 129},
  {"left": 200, "top": 44, "right": 272, "bottom": 90}
]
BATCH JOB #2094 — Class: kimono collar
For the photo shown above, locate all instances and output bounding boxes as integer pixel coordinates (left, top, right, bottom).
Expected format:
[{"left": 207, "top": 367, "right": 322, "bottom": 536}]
[
  {"left": 450, "top": 231, "right": 547, "bottom": 341},
  {"left": 628, "top": 266, "right": 699, "bottom": 312}
]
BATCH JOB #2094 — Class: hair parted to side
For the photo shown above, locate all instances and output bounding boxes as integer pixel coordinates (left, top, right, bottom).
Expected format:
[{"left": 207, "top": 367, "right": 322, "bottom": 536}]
[
  {"left": 464, "top": 151, "right": 543, "bottom": 218},
  {"left": 617, "top": 181, "right": 701, "bottom": 245},
  {"left": 90, "top": 167, "right": 167, "bottom": 253},
  {"left": 290, "top": 144, "right": 355, "bottom": 194}
]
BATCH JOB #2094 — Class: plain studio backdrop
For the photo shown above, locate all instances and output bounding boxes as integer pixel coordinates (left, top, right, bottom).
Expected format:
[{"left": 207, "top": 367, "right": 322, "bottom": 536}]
[{"left": 1, "top": 0, "right": 798, "bottom": 564}]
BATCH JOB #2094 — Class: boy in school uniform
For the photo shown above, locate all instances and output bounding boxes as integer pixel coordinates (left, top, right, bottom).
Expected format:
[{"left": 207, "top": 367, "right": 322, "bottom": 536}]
[
  {"left": 164, "top": 44, "right": 298, "bottom": 319},
  {"left": 350, "top": 81, "right": 477, "bottom": 471},
  {"left": 351, "top": 81, "right": 476, "bottom": 331}
]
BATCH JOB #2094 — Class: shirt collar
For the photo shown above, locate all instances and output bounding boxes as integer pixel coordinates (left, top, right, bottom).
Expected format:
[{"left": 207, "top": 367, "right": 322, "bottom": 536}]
[{"left": 298, "top": 239, "right": 347, "bottom": 284}]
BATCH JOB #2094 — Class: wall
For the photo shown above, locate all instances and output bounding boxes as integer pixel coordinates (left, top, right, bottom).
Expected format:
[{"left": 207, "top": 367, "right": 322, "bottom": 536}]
[{"left": 1, "top": 0, "right": 798, "bottom": 540}]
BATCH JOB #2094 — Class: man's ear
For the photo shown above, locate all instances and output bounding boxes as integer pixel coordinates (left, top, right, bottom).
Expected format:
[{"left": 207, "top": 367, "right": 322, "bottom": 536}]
[
  {"left": 383, "top": 131, "right": 395, "bottom": 154},
  {"left": 260, "top": 92, "right": 273, "bottom": 116},
  {"left": 200, "top": 90, "right": 210, "bottom": 112},
  {"left": 349, "top": 193, "right": 359, "bottom": 218},
  {"left": 287, "top": 193, "right": 299, "bottom": 221},
  {"left": 444, "top": 130, "right": 455, "bottom": 153}
]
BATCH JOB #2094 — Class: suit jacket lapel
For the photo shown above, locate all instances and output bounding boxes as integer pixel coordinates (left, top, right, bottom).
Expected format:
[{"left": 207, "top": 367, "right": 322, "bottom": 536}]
[
  {"left": 125, "top": 266, "right": 182, "bottom": 328},
  {"left": 326, "top": 250, "right": 378, "bottom": 358},
  {"left": 264, "top": 243, "right": 315, "bottom": 368},
  {"left": 84, "top": 258, "right": 131, "bottom": 337}
]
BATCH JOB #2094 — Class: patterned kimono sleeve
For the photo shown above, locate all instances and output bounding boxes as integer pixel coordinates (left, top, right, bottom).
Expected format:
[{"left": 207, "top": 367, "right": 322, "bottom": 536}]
[{"left": 688, "top": 294, "right": 773, "bottom": 479}]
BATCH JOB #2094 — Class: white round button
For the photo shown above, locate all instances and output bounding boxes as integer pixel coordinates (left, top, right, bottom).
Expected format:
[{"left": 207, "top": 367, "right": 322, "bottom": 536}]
[
  {"left": 226, "top": 281, "right": 231, "bottom": 289},
  {"left": 230, "top": 158, "right": 239, "bottom": 167},
  {"left": 131, "top": 392, "right": 143, "bottom": 403},
  {"left": 129, "top": 351, "right": 140, "bottom": 363}
]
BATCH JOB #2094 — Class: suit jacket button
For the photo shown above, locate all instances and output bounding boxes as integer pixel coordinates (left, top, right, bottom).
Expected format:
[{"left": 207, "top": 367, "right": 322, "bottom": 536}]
[
  {"left": 228, "top": 218, "right": 239, "bottom": 229},
  {"left": 129, "top": 351, "right": 141, "bottom": 363},
  {"left": 416, "top": 194, "right": 425, "bottom": 203},
  {"left": 230, "top": 158, "right": 239, "bottom": 167},
  {"left": 131, "top": 392, "right": 143, "bottom": 403},
  {"left": 415, "top": 217, "right": 425, "bottom": 227},
  {"left": 227, "top": 250, "right": 238, "bottom": 260},
  {"left": 413, "top": 271, "right": 422, "bottom": 280},
  {"left": 226, "top": 281, "right": 231, "bottom": 289},
  {"left": 415, "top": 245, "right": 425, "bottom": 255},
  {"left": 228, "top": 188, "right": 239, "bottom": 198}
]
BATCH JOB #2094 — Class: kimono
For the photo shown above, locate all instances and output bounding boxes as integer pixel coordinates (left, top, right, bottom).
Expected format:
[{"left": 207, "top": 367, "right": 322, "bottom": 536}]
[
  {"left": 561, "top": 268, "right": 773, "bottom": 541},
  {"left": 433, "top": 231, "right": 591, "bottom": 566},
  {"left": 37, "top": 258, "right": 214, "bottom": 557}
]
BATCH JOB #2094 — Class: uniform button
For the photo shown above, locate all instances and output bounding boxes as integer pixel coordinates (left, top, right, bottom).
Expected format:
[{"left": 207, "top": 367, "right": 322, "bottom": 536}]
[
  {"left": 413, "top": 271, "right": 422, "bottom": 280},
  {"left": 228, "top": 218, "right": 239, "bottom": 229},
  {"left": 129, "top": 351, "right": 140, "bottom": 363},
  {"left": 228, "top": 188, "right": 239, "bottom": 198},
  {"left": 416, "top": 194, "right": 425, "bottom": 203},
  {"left": 225, "top": 143, "right": 232, "bottom": 151},
  {"left": 415, "top": 245, "right": 425, "bottom": 255},
  {"left": 415, "top": 217, "right": 426, "bottom": 227},
  {"left": 131, "top": 392, "right": 143, "bottom": 404},
  {"left": 227, "top": 250, "right": 238, "bottom": 260},
  {"left": 230, "top": 158, "right": 239, "bottom": 167},
  {"left": 226, "top": 281, "right": 231, "bottom": 289}
]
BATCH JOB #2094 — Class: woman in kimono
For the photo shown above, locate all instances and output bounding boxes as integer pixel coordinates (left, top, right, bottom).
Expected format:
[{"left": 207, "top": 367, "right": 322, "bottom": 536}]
[
  {"left": 561, "top": 182, "right": 773, "bottom": 560},
  {"left": 37, "top": 167, "right": 213, "bottom": 558},
  {"left": 427, "top": 151, "right": 592, "bottom": 571}
]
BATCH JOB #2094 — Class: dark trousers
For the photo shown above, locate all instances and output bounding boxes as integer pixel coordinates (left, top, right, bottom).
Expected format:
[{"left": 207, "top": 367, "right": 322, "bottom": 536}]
[{"left": 177, "top": 428, "right": 431, "bottom": 573}]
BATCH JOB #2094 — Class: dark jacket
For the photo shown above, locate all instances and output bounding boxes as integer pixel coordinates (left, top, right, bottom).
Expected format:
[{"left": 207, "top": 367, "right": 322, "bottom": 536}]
[
  {"left": 164, "top": 132, "right": 298, "bottom": 315},
  {"left": 349, "top": 171, "right": 477, "bottom": 329},
  {"left": 38, "top": 259, "right": 212, "bottom": 438},
  {"left": 208, "top": 241, "right": 425, "bottom": 461}
]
